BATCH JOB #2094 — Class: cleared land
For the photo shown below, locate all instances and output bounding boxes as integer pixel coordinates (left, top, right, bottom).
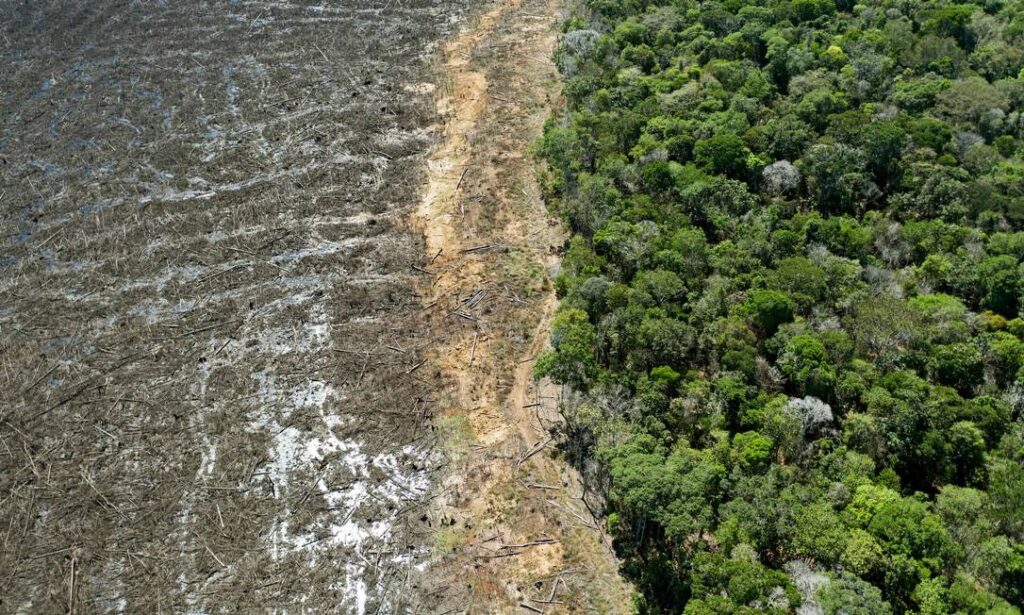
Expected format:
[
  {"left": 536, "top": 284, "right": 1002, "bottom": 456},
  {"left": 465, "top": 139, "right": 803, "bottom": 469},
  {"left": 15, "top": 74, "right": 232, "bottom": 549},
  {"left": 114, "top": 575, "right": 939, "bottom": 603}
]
[
  {"left": 0, "top": 1, "right": 472, "bottom": 611},
  {"left": 407, "top": 0, "right": 632, "bottom": 611}
]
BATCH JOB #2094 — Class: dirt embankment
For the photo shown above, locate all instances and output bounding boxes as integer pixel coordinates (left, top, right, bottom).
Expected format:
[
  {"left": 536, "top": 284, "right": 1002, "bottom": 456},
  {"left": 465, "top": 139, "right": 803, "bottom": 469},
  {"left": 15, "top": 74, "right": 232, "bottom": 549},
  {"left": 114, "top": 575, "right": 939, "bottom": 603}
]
[{"left": 410, "top": 0, "right": 634, "bottom": 611}]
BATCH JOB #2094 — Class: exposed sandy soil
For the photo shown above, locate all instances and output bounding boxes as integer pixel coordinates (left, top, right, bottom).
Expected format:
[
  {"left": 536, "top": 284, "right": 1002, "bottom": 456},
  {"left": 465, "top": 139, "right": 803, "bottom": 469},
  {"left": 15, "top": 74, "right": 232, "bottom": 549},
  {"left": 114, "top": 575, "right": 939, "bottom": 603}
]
[{"left": 409, "top": 0, "right": 635, "bottom": 611}]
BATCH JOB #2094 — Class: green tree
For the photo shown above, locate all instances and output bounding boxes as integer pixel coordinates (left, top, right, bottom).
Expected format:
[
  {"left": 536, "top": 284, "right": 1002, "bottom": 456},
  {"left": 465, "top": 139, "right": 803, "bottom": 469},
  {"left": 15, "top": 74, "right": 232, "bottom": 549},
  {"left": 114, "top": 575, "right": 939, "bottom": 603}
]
[
  {"left": 927, "top": 342, "right": 984, "bottom": 394},
  {"left": 946, "top": 421, "right": 989, "bottom": 487},
  {"left": 732, "top": 430, "right": 773, "bottom": 471},
  {"left": 868, "top": 497, "right": 955, "bottom": 572},
  {"left": 977, "top": 255, "right": 1020, "bottom": 317},
  {"left": 801, "top": 142, "right": 870, "bottom": 214},
  {"left": 817, "top": 572, "right": 893, "bottom": 615},
  {"left": 892, "top": 74, "right": 953, "bottom": 113},
  {"left": 541, "top": 0, "right": 1024, "bottom": 609},
  {"left": 935, "top": 486, "right": 995, "bottom": 552},
  {"left": 845, "top": 483, "right": 900, "bottom": 528},
  {"left": 694, "top": 133, "right": 751, "bottom": 180},
  {"left": 741, "top": 289, "right": 794, "bottom": 337},
  {"left": 769, "top": 256, "right": 828, "bottom": 310},
  {"left": 793, "top": 501, "right": 848, "bottom": 565},
  {"left": 841, "top": 528, "right": 887, "bottom": 580},
  {"left": 534, "top": 309, "right": 599, "bottom": 388},
  {"left": 686, "top": 551, "right": 799, "bottom": 614},
  {"left": 777, "top": 334, "right": 836, "bottom": 399}
]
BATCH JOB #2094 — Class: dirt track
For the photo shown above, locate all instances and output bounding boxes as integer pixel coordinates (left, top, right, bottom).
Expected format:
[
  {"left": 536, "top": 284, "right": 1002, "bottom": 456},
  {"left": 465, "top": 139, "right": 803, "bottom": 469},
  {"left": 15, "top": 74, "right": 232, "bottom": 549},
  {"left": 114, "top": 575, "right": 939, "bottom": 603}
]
[{"left": 409, "top": 0, "right": 633, "bottom": 610}]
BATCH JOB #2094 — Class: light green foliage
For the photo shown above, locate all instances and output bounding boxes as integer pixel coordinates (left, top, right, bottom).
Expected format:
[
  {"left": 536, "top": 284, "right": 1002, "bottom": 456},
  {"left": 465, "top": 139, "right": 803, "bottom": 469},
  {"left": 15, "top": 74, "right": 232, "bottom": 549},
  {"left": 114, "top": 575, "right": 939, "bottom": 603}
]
[
  {"left": 912, "top": 577, "right": 949, "bottom": 615},
  {"left": 935, "top": 486, "right": 995, "bottom": 550},
  {"left": 793, "top": 501, "right": 848, "bottom": 564},
  {"left": 845, "top": 483, "right": 900, "bottom": 528},
  {"left": 841, "top": 528, "right": 887, "bottom": 578},
  {"left": 891, "top": 74, "right": 953, "bottom": 113},
  {"left": 732, "top": 431, "right": 772, "bottom": 471}
]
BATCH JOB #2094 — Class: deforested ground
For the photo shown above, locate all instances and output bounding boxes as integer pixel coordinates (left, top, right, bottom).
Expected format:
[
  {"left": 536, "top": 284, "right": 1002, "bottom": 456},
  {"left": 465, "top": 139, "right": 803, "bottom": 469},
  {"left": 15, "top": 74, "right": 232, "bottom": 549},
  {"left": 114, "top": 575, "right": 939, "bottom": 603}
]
[
  {"left": 403, "top": 0, "right": 632, "bottom": 610},
  {"left": 0, "top": 1, "right": 474, "bottom": 611}
]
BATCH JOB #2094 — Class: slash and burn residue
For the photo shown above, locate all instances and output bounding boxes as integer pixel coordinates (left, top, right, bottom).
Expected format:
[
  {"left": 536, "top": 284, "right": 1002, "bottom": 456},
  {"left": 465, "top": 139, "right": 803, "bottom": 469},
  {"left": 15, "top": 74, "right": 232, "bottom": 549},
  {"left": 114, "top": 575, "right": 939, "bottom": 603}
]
[
  {"left": 1, "top": 0, "right": 631, "bottom": 610},
  {"left": 0, "top": 0, "right": 475, "bottom": 612}
]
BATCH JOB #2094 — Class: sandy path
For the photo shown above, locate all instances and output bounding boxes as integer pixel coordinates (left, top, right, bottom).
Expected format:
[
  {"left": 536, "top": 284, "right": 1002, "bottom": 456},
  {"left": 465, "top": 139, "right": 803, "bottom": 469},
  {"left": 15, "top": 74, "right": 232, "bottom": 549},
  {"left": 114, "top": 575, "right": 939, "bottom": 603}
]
[{"left": 410, "top": 0, "right": 634, "bottom": 611}]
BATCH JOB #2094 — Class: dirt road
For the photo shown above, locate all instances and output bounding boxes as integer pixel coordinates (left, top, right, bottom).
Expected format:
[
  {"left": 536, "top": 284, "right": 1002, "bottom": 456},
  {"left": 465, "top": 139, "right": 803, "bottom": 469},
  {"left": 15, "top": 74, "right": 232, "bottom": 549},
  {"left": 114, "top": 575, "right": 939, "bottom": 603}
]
[{"left": 410, "top": 0, "right": 634, "bottom": 611}]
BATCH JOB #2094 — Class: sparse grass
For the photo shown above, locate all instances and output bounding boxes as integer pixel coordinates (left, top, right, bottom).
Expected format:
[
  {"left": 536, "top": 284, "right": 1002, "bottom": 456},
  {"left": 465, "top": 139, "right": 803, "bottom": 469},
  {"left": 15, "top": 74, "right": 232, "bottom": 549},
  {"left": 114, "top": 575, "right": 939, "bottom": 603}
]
[
  {"left": 432, "top": 526, "right": 470, "bottom": 558},
  {"left": 435, "top": 413, "right": 477, "bottom": 452},
  {"left": 501, "top": 248, "right": 548, "bottom": 298}
]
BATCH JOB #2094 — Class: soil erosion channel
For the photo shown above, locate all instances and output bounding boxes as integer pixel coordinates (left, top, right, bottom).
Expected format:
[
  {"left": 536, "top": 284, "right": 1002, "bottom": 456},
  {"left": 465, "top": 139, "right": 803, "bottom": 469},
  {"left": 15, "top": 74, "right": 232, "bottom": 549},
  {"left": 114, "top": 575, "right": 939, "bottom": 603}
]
[{"left": 412, "top": 0, "right": 632, "bottom": 611}]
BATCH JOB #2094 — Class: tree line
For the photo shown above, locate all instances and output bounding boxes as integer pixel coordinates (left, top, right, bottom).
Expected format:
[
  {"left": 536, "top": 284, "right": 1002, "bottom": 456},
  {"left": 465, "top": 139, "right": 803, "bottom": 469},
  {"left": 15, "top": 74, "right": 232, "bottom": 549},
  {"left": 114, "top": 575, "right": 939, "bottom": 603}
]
[{"left": 538, "top": 0, "right": 1024, "bottom": 612}]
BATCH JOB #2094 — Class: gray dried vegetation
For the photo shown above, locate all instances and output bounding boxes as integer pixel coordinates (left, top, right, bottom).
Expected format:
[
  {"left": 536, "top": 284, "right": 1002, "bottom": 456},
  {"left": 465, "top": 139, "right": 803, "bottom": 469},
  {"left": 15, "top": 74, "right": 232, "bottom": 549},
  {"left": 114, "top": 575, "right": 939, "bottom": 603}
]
[{"left": 0, "top": 0, "right": 472, "bottom": 612}]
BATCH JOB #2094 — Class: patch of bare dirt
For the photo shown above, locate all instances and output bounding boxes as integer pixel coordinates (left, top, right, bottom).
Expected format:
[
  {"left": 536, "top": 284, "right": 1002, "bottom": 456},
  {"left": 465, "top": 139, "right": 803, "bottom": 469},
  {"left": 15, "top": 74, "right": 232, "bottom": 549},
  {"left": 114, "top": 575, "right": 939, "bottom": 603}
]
[{"left": 409, "top": 0, "right": 634, "bottom": 611}]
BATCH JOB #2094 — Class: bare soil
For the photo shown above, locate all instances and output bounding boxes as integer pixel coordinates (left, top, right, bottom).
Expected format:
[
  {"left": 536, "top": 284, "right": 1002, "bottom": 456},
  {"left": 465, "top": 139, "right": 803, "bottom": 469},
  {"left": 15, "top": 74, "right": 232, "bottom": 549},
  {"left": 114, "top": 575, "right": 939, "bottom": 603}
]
[{"left": 408, "top": 0, "right": 634, "bottom": 611}]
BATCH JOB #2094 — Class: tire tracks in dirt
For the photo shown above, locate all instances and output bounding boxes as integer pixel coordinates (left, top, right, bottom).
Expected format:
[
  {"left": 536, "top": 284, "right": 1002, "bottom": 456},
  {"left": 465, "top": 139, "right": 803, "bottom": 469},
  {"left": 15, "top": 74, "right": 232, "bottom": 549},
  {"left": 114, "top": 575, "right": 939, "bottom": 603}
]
[{"left": 410, "top": 0, "right": 633, "bottom": 611}]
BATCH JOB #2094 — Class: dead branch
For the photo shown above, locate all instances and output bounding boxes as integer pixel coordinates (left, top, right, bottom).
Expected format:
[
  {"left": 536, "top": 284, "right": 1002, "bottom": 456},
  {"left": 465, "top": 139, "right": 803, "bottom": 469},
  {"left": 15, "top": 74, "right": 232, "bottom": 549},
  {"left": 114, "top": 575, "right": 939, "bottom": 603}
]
[
  {"left": 459, "top": 244, "right": 493, "bottom": 254},
  {"left": 516, "top": 437, "right": 552, "bottom": 467},
  {"left": 455, "top": 167, "right": 469, "bottom": 192},
  {"left": 498, "top": 537, "right": 557, "bottom": 549}
]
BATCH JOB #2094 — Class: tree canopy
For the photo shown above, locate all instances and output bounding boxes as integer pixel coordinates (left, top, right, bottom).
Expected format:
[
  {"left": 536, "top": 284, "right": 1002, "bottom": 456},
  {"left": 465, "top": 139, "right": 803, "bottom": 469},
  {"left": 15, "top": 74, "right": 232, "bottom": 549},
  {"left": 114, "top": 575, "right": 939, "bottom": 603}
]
[{"left": 540, "top": 0, "right": 1024, "bottom": 612}]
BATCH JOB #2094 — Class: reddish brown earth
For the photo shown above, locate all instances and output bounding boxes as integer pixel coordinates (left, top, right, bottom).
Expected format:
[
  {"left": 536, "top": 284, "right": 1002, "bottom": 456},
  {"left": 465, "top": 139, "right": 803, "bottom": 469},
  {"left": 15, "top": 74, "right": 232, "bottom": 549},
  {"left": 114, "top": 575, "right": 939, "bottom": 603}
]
[{"left": 410, "top": 0, "right": 633, "bottom": 611}]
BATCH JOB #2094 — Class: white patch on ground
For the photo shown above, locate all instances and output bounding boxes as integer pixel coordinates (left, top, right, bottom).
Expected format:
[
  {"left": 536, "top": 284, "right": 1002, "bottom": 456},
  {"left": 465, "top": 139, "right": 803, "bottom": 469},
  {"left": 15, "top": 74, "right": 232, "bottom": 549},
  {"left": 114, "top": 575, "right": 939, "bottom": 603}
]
[
  {"left": 233, "top": 294, "right": 434, "bottom": 611},
  {"left": 342, "top": 562, "right": 368, "bottom": 615},
  {"left": 270, "top": 237, "right": 366, "bottom": 264}
]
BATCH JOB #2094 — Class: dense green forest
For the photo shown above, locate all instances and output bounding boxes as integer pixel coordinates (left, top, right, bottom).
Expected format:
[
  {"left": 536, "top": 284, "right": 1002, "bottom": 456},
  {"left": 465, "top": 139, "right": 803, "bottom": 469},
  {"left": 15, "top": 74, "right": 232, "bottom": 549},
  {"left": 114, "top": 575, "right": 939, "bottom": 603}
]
[{"left": 537, "top": 0, "right": 1024, "bottom": 612}]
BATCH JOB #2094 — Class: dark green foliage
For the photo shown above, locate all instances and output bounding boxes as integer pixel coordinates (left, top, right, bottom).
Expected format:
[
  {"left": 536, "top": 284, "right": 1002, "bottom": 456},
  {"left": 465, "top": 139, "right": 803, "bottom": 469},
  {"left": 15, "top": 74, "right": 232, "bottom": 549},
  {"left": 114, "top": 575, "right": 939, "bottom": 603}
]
[
  {"left": 542, "top": 0, "right": 1024, "bottom": 611},
  {"left": 685, "top": 552, "right": 800, "bottom": 613},
  {"left": 741, "top": 289, "right": 794, "bottom": 337},
  {"left": 534, "top": 308, "right": 599, "bottom": 389},
  {"left": 694, "top": 133, "right": 750, "bottom": 179}
]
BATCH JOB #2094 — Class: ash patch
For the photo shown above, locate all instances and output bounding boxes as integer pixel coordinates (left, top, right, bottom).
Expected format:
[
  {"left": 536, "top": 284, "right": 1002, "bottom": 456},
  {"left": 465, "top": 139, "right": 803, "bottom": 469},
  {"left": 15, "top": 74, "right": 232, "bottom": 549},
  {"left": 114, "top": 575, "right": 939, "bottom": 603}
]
[{"left": 0, "top": 0, "right": 470, "bottom": 611}]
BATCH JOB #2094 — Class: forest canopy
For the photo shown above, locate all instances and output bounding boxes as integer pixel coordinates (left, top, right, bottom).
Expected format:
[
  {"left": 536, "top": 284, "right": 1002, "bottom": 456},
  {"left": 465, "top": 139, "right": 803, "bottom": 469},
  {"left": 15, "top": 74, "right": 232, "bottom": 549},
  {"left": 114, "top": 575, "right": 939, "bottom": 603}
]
[{"left": 539, "top": 0, "right": 1024, "bottom": 612}]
